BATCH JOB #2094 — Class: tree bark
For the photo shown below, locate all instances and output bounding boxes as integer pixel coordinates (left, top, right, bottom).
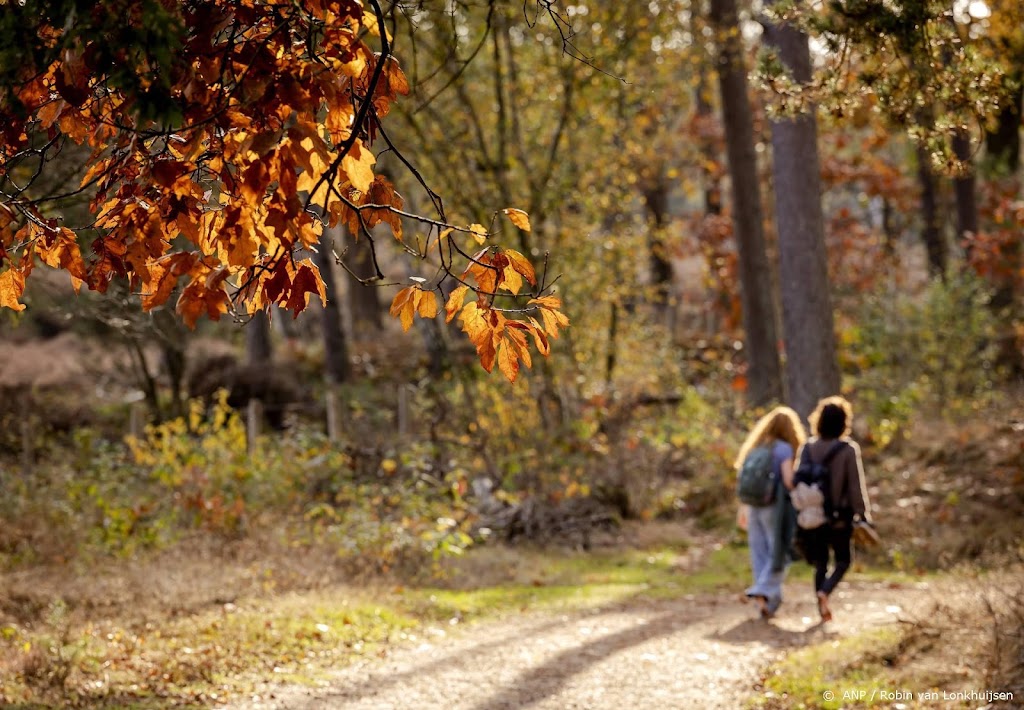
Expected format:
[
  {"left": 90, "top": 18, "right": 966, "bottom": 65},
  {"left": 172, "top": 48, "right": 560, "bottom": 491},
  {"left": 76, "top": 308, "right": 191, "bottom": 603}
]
[
  {"left": 985, "top": 77, "right": 1022, "bottom": 176},
  {"left": 762, "top": 5, "right": 841, "bottom": 418},
  {"left": 916, "top": 144, "right": 947, "bottom": 277},
  {"left": 952, "top": 130, "right": 978, "bottom": 245},
  {"left": 245, "top": 309, "right": 273, "bottom": 364},
  {"left": 314, "top": 226, "right": 352, "bottom": 384},
  {"left": 709, "top": 0, "right": 784, "bottom": 407}
]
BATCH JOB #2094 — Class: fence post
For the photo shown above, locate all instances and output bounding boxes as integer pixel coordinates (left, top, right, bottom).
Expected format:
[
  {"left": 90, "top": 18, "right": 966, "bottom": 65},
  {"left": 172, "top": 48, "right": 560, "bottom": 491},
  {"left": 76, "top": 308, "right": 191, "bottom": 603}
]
[
  {"left": 247, "top": 399, "right": 262, "bottom": 458},
  {"left": 397, "top": 385, "right": 410, "bottom": 437},
  {"left": 129, "top": 402, "right": 144, "bottom": 440},
  {"left": 326, "top": 386, "right": 342, "bottom": 443}
]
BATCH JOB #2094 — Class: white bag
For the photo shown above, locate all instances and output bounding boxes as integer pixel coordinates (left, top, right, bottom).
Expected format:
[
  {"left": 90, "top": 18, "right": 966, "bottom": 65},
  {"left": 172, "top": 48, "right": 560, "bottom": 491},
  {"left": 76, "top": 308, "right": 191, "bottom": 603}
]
[{"left": 790, "top": 482, "right": 826, "bottom": 530}]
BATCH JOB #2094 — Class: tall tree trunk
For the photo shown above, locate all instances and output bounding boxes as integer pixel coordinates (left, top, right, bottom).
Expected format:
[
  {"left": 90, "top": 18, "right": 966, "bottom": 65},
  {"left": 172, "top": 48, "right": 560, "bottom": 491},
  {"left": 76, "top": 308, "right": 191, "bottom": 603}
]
[
  {"left": 985, "top": 76, "right": 1022, "bottom": 176},
  {"left": 314, "top": 226, "right": 352, "bottom": 384},
  {"left": 916, "top": 144, "right": 947, "bottom": 277},
  {"left": 762, "top": 4, "right": 841, "bottom": 418},
  {"left": 246, "top": 310, "right": 273, "bottom": 364},
  {"left": 709, "top": 0, "right": 784, "bottom": 407},
  {"left": 642, "top": 175, "right": 675, "bottom": 321},
  {"left": 952, "top": 130, "right": 978, "bottom": 246}
]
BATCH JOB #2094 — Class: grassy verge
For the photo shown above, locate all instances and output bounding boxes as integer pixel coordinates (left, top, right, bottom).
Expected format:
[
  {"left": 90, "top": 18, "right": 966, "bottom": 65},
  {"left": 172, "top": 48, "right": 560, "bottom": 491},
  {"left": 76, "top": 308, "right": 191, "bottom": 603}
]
[
  {"left": 0, "top": 529, "right": 940, "bottom": 709},
  {"left": 0, "top": 531, "right": 752, "bottom": 708}
]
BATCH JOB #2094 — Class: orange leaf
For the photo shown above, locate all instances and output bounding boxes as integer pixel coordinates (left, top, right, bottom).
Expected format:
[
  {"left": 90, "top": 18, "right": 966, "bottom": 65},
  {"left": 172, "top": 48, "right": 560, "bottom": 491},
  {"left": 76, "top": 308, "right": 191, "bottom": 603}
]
[
  {"left": 502, "top": 266, "right": 523, "bottom": 295},
  {"left": 286, "top": 264, "right": 323, "bottom": 317},
  {"left": 502, "top": 208, "right": 531, "bottom": 232},
  {"left": 503, "top": 248, "right": 537, "bottom": 285},
  {"left": 445, "top": 284, "right": 469, "bottom": 323},
  {"left": 468, "top": 223, "right": 488, "bottom": 246},
  {"left": 497, "top": 341, "right": 520, "bottom": 383},
  {"left": 417, "top": 290, "right": 438, "bottom": 318},
  {"left": 528, "top": 295, "right": 570, "bottom": 338},
  {"left": 0, "top": 269, "right": 27, "bottom": 311}
]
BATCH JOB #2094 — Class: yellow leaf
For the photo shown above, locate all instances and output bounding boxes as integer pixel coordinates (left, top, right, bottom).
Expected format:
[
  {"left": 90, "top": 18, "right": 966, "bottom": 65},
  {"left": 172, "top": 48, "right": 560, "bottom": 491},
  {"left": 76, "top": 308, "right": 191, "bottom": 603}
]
[
  {"left": 417, "top": 290, "right": 438, "bottom": 318},
  {"left": 468, "top": 223, "right": 488, "bottom": 245},
  {"left": 342, "top": 141, "right": 376, "bottom": 194},
  {"left": 497, "top": 341, "right": 519, "bottom": 383},
  {"left": 503, "top": 266, "right": 523, "bottom": 295},
  {"left": 445, "top": 285, "right": 469, "bottom": 323},
  {"left": 0, "top": 269, "right": 27, "bottom": 311},
  {"left": 389, "top": 286, "right": 415, "bottom": 317},
  {"left": 502, "top": 208, "right": 531, "bottom": 232},
  {"left": 503, "top": 248, "right": 537, "bottom": 285}
]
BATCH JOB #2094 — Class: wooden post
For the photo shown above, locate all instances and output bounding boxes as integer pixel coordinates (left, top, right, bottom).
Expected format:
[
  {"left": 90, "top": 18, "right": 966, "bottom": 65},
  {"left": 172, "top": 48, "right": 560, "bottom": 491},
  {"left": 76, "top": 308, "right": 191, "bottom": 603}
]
[
  {"left": 397, "top": 385, "right": 409, "bottom": 437},
  {"left": 129, "top": 402, "right": 144, "bottom": 440},
  {"left": 247, "top": 399, "right": 262, "bottom": 457},
  {"left": 326, "top": 386, "right": 341, "bottom": 443}
]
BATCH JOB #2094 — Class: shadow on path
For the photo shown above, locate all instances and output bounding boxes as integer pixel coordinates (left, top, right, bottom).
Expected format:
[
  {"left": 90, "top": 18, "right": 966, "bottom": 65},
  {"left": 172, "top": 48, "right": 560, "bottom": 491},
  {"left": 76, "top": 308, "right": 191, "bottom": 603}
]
[
  {"left": 316, "top": 612, "right": 581, "bottom": 705},
  {"left": 708, "top": 616, "right": 836, "bottom": 650},
  {"left": 467, "top": 609, "right": 692, "bottom": 710}
]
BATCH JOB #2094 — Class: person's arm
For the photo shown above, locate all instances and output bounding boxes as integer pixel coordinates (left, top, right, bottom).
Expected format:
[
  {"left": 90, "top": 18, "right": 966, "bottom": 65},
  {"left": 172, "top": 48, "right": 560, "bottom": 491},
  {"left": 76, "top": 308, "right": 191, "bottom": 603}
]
[
  {"left": 846, "top": 441, "right": 872, "bottom": 522},
  {"left": 781, "top": 458, "right": 795, "bottom": 490},
  {"left": 736, "top": 504, "right": 749, "bottom": 531}
]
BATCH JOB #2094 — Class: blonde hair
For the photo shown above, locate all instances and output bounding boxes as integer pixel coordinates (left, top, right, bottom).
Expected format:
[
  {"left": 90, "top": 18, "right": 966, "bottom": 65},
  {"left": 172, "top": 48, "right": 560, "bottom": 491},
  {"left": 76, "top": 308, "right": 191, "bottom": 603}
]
[{"left": 734, "top": 406, "right": 807, "bottom": 470}]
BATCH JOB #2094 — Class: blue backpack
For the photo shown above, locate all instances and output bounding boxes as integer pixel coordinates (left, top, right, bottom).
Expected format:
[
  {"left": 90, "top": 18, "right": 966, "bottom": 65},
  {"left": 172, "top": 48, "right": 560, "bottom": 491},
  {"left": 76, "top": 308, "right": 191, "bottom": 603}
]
[{"left": 736, "top": 445, "right": 777, "bottom": 507}]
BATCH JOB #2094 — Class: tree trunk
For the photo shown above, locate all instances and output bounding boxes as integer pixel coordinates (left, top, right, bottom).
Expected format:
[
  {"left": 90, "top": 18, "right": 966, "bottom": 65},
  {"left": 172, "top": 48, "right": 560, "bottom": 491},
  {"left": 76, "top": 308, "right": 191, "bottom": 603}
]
[
  {"left": 642, "top": 175, "right": 675, "bottom": 321},
  {"left": 952, "top": 130, "right": 978, "bottom": 245},
  {"left": 245, "top": 309, "right": 273, "bottom": 364},
  {"left": 314, "top": 226, "right": 352, "bottom": 384},
  {"left": 985, "top": 77, "right": 1022, "bottom": 176},
  {"left": 916, "top": 144, "right": 947, "bottom": 277},
  {"left": 762, "top": 5, "right": 841, "bottom": 418},
  {"left": 709, "top": 0, "right": 784, "bottom": 407}
]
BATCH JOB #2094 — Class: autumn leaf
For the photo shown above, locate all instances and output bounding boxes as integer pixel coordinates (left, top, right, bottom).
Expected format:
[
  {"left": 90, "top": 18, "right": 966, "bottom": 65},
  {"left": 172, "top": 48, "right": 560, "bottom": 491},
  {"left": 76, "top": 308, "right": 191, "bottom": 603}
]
[
  {"left": 468, "top": 223, "right": 488, "bottom": 245},
  {"left": 286, "top": 264, "right": 326, "bottom": 317},
  {"left": 445, "top": 284, "right": 469, "bottom": 323},
  {"left": 417, "top": 290, "right": 438, "bottom": 318},
  {"left": 388, "top": 285, "right": 438, "bottom": 329},
  {"left": 528, "top": 295, "right": 570, "bottom": 338},
  {"left": 0, "top": 269, "right": 26, "bottom": 311},
  {"left": 503, "top": 248, "right": 537, "bottom": 285},
  {"left": 502, "top": 208, "right": 531, "bottom": 232}
]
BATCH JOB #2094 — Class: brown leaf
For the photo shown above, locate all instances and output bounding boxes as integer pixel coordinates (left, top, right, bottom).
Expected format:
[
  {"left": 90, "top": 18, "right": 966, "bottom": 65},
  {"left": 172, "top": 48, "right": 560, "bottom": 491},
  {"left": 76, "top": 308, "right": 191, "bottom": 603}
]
[{"left": 0, "top": 268, "right": 27, "bottom": 311}]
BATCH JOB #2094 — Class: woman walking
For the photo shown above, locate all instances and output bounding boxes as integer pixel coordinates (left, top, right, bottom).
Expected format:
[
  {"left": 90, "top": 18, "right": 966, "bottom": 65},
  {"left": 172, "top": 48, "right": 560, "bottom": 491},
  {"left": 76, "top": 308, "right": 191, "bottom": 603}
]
[
  {"left": 798, "top": 396, "right": 873, "bottom": 622},
  {"left": 735, "top": 406, "right": 806, "bottom": 619}
]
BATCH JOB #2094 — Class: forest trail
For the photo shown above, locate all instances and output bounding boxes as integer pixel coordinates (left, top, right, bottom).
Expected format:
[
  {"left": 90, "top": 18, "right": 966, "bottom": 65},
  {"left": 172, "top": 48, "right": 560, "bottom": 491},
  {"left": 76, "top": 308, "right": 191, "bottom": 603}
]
[{"left": 233, "top": 580, "right": 930, "bottom": 710}]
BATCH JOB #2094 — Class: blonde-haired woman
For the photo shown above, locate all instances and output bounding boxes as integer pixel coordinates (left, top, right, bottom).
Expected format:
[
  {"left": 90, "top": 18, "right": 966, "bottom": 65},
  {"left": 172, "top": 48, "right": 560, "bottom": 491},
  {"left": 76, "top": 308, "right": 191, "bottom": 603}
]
[{"left": 735, "top": 406, "right": 806, "bottom": 618}]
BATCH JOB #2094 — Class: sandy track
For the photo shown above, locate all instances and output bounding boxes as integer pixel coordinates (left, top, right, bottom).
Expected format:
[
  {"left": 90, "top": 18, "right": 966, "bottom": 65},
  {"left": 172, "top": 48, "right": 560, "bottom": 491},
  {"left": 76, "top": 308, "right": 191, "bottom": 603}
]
[{"left": 231, "top": 581, "right": 928, "bottom": 710}]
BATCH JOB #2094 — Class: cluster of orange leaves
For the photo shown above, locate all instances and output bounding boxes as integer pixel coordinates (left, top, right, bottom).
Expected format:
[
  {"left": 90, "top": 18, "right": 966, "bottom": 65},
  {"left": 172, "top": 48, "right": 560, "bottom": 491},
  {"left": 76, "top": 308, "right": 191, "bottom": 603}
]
[
  {"left": 0, "top": 0, "right": 566, "bottom": 376},
  {"left": 390, "top": 211, "right": 568, "bottom": 383}
]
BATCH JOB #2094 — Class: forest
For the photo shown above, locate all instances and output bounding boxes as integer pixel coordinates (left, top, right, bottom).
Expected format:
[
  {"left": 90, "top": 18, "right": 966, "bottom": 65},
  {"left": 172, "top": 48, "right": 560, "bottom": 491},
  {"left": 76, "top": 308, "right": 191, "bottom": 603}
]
[{"left": 0, "top": 0, "right": 1022, "bottom": 707}]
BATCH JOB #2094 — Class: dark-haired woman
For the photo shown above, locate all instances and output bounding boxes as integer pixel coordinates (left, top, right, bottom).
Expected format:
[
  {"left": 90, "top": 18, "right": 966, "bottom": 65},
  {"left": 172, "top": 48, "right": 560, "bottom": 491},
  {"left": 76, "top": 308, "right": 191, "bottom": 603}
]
[{"left": 799, "top": 395, "right": 873, "bottom": 622}]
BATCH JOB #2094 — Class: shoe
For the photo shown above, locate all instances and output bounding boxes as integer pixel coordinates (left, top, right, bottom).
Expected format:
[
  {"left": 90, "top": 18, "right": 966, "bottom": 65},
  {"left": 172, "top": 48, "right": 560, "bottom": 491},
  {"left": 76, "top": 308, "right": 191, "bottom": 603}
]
[{"left": 817, "top": 591, "right": 833, "bottom": 622}]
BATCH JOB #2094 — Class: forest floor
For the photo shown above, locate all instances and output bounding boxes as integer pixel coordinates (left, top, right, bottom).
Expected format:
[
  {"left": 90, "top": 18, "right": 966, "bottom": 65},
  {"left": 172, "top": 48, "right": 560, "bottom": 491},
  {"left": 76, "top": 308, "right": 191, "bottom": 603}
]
[{"left": 225, "top": 578, "right": 931, "bottom": 710}]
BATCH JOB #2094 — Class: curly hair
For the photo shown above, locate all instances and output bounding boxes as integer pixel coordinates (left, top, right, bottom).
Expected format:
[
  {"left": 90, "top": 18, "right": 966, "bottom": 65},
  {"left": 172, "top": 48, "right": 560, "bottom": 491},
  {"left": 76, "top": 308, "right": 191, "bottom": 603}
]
[
  {"left": 734, "top": 406, "right": 807, "bottom": 470},
  {"left": 808, "top": 395, "right": 853, "bottom": 439}
]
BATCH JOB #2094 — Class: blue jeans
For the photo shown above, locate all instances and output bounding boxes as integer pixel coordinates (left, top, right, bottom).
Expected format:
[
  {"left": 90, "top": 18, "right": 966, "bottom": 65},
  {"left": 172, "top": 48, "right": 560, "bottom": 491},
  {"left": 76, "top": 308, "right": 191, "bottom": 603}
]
[{"left": 746, "top": 504, "right": 787, "bottom": 613}]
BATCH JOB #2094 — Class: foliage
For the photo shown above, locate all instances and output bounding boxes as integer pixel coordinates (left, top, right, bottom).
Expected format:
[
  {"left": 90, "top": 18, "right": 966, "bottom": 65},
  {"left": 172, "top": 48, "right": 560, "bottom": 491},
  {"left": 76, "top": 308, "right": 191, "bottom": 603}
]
[
  {"left": 841, "top": 270, "right": 1002, "bottom": 445},
  {"left": 0, "top": 0, "right": 565, "bottom": 380}
]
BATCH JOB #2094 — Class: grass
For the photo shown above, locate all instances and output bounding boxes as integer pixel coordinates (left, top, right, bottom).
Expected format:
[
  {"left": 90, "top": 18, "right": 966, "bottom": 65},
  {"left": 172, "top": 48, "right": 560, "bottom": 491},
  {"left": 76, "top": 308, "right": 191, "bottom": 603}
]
[
  {"left": 0, "top": 525, "right": 945, "bottom": 709},
  {"left": 0, "top": 530, "right": 757, "bottom": 708}
]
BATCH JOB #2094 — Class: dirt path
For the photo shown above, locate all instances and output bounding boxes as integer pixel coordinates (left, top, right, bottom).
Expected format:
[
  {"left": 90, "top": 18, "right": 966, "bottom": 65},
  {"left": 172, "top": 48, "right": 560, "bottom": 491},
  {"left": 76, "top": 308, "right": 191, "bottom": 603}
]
[{"left": 232, "top": 580, "right": 931, "bottom": 710}]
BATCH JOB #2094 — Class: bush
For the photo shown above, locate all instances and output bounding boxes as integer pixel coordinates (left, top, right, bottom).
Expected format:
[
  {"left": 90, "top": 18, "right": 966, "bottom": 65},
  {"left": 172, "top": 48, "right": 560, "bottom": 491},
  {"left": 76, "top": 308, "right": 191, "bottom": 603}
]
[{"left": 844, "top": 269, "right": 1004, "bottom": 445}]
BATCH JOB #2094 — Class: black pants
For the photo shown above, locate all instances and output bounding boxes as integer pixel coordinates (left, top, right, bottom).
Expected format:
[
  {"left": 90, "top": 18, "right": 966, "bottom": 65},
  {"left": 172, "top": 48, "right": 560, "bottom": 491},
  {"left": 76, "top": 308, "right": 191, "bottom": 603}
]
[{"left": 809, "top": 522, "right": 853, "bottom": 596}]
